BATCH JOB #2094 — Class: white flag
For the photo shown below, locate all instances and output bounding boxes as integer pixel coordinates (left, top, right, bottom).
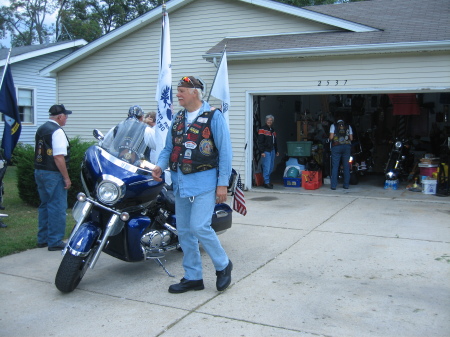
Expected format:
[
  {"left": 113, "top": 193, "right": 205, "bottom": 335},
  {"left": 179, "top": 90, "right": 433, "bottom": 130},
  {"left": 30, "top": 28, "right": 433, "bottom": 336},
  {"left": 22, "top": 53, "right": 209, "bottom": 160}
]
[
  {"left": 154, "top": 9, "right": 173, "bottom": 160},
  {"left": 210, "top": 50, "right": 230, "bottom": 126}
]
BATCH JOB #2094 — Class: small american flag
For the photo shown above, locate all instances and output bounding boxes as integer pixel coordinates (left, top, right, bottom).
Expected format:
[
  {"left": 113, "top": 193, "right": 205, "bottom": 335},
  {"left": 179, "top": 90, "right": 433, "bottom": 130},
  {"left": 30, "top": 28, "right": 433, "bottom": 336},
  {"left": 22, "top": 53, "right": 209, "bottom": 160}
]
[{"left": 233, "top": 174, "right": 247, "bottom": 216}]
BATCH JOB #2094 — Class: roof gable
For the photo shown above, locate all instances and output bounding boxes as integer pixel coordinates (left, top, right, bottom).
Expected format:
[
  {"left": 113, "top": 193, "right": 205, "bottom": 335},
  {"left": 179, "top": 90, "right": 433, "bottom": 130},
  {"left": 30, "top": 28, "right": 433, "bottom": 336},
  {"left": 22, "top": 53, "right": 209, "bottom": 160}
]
[
  {"left": 40, "top": 0, "right": 376, "bottom": 77},
  {"left": 0, "top": 39, "right": 87, "bottom": 66},
  {"left": 206, "top": 0, "right": 450, "bottom": 60}
]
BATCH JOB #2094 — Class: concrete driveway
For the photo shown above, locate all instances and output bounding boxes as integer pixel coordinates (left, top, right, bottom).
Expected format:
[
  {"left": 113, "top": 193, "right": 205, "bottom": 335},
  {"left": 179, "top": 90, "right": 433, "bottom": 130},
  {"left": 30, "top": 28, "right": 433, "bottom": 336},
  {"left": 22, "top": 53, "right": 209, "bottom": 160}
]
[{"left": 1, "top": 182, "right": 449, "bottom": 337}]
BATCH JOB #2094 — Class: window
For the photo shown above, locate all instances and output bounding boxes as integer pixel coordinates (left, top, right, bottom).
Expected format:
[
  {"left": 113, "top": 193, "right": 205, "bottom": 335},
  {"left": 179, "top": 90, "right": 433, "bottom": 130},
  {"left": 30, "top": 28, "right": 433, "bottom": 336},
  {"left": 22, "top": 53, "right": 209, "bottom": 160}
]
[{"left": 18, "top": 88, "right": 34, "bottom": 123}]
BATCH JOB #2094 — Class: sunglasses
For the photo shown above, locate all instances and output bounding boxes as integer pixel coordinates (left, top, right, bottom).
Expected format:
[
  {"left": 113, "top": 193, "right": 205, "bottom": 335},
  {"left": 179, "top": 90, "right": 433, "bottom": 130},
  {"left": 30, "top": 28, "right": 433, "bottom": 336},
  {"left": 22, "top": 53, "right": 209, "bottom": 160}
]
[
  {"left": 178, "top": 76, "right": 196, "bottom": 88},
  {"left": 178, "top": 76, "right": 204, "bottom": 90}
]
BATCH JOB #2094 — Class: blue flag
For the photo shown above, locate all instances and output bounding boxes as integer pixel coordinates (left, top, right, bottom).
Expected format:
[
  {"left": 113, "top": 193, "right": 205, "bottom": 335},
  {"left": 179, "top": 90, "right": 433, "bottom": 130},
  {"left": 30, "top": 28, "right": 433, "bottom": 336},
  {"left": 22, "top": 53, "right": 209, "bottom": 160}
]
[{"left": 0, "top": 63, "right": 21, "bottom": 162}]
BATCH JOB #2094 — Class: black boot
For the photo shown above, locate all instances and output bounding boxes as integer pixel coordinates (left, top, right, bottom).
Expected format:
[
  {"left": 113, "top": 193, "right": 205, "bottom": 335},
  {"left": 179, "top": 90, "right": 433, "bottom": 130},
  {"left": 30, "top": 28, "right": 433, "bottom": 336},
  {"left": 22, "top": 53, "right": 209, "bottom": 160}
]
[
  {"left": 216, "top": 260, "right": 233, "bottom": 291},
  {"left": 168, "top": 278, "right": 204, "bottom": 294}
]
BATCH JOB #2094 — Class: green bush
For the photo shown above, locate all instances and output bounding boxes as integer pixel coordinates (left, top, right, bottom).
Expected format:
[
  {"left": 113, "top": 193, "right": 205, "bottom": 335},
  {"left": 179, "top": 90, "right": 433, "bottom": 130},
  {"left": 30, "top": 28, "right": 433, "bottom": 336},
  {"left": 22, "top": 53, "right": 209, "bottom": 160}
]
[{"left": 12, "top": 137, "right": 96, "bottom": 207}]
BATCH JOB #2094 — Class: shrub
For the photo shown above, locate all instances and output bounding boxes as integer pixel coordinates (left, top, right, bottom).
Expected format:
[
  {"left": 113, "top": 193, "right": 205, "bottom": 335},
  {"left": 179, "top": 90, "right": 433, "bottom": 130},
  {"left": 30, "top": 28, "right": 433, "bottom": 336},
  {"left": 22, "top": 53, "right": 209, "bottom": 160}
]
[{"left": 12, "top": 137, "right": 96, "bottom": 207}]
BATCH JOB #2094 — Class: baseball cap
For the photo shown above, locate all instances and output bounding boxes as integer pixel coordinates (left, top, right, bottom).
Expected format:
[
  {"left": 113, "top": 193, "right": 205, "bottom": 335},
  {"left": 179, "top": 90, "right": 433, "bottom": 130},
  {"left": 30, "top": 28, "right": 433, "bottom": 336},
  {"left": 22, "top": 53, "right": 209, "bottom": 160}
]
[{"left": 49, "top": 104, "right": 72, "bottom": 115}]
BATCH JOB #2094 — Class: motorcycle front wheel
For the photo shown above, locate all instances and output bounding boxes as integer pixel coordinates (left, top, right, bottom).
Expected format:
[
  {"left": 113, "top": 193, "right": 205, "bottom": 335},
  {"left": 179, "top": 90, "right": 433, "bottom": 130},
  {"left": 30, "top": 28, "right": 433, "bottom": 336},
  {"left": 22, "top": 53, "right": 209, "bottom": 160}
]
[{"left": 55, "top": 248, "right": 96, "bottom": 293}]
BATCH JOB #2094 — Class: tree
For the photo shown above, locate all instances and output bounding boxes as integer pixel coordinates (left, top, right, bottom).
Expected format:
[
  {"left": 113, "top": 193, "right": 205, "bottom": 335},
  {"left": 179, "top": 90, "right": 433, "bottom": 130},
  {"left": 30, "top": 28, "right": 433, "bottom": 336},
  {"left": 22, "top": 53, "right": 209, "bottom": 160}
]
[
  {"left": 0, "top": 0, "right": 164, "bottom": 47},
  {"left": 0, "top": 0, "right": 55, "bottom": 47}
]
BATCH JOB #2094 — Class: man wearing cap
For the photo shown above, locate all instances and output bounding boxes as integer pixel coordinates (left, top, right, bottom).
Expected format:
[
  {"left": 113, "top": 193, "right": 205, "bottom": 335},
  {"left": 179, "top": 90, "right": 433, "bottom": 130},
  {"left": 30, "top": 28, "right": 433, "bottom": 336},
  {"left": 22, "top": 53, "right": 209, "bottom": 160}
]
[
  {"left": 34, "top": 104, "right": 72, "bottom": 251},
  {"left": 152, "top": 76, "right": 233, "bottom": 293}
]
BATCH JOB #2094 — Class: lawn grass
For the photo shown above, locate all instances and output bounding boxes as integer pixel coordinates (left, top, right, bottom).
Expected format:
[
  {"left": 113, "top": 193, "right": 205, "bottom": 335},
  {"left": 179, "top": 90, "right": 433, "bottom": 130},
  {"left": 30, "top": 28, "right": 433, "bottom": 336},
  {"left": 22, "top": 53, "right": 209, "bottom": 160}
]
[{"left": 0, "top": 165, "right": 75, "bottom": 258}]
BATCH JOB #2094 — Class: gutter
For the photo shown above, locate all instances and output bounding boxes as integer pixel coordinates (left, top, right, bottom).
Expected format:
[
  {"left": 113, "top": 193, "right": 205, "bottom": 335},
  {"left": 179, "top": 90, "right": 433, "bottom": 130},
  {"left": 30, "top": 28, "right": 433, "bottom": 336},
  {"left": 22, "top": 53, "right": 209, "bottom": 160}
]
[
  {"left": 204, "top": 41, "right": 450, "bottom": 62},
  {"left": 0, "top": 39, "right": 87, "bottom": 67}
]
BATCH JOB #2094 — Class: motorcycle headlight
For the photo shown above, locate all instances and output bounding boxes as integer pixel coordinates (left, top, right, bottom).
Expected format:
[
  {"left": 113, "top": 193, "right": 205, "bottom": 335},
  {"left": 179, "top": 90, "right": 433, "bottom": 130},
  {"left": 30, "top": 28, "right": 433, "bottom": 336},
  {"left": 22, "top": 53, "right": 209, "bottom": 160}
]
[
  {"left": 395, "top": 141, "right": 402, "bottom": 149},
  {"left": 97, "top": 175, "right": 125, "bottom": 205}
]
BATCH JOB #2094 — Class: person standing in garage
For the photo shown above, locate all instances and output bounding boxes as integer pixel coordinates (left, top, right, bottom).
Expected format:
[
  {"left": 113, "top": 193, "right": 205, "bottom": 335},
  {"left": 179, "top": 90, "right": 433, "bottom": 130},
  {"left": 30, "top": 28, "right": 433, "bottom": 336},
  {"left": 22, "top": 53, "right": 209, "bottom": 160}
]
[
  {"left": 329, "top": 114, "right": 353, "bottom": 190},
  {"left": 258, "top": 115, "right": 279, "bottom": 189}
]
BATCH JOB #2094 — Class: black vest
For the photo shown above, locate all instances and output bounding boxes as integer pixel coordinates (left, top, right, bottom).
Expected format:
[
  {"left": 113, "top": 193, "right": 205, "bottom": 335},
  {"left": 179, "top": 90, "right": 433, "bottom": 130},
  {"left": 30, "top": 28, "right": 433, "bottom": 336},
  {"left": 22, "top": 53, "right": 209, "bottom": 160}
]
[
  {"left": 332, "top": 121, "right": 351, "bottom": 146},
  {"left": 34, "top": 121, "right": 70, "bottom": 171},
  {"left": 169, "top": 109, "right": 218, "bottom": 174}
]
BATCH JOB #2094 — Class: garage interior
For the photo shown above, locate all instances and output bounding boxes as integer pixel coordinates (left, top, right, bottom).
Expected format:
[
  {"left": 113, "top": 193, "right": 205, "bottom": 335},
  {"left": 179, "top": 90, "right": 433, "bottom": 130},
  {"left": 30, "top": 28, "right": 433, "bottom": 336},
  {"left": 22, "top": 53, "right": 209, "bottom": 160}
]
[{"left": 253, "top": 92, "right": 450, "bottom": 192}]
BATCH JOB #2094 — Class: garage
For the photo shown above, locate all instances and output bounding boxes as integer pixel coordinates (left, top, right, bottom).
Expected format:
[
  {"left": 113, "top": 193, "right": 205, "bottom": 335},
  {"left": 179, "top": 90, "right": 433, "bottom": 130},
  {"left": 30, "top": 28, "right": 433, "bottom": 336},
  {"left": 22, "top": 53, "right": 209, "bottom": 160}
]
[
  {"left": 42, "top": 0, "right": 450, "bottom": 194},
  {"left": 251, "top": 92, "right": 449, "bottom": 192}
]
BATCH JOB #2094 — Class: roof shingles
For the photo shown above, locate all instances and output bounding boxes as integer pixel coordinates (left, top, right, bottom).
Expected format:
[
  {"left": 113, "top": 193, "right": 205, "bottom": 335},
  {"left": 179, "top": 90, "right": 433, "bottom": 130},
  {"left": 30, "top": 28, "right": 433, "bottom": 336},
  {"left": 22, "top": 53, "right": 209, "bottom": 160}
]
[{"left": 207, "top": 0, "right": 450, "bottom": 56}]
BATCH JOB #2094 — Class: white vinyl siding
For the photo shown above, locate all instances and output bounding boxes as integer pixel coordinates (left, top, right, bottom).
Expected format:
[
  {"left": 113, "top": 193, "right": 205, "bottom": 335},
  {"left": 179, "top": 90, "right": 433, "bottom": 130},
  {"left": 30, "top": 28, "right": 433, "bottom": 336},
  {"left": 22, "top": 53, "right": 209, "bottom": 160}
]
[{"left": 56, "top": 0, "right": 338, "bottom": 178}]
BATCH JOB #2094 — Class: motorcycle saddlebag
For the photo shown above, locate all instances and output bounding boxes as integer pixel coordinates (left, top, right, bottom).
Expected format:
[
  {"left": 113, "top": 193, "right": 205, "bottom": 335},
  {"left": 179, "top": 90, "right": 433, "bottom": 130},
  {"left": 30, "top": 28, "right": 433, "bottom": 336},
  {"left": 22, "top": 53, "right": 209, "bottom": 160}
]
[{"left": 211, "top": 203, "right": 232, "bottom": 233}]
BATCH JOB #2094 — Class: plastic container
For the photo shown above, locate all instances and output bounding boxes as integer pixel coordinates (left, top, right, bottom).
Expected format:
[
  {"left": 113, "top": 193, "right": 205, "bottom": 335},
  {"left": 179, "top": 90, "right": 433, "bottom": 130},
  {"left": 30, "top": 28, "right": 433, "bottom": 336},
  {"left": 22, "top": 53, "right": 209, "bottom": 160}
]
[
  {"left": 283, "top": 177, "right": 301, "bottom": 188},
  {"left": 286, "top": 167, "right": 300, "bottom": 178},
  {"left": 422, "top": 179, "right": 437, "bottom": 195},
  {"left": 418, "top": 163, "right": 438, "bottom": 177},
  {"left": 287, "top": 141, "right": 312, "bottom": 157},
  {"left": 301, "top": 171, "right": 322, "bottom": 190}
]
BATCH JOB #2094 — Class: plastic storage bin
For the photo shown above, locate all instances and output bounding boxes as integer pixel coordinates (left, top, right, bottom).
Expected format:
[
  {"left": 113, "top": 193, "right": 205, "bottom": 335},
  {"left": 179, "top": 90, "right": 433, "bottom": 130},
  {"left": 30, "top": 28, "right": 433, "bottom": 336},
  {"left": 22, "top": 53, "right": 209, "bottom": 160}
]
[
  {"left": 283, "top": 177, "right": 301, "bottom": 188},
  {"left": 287, "top": 141, "right": 312, "bottom": 157}
]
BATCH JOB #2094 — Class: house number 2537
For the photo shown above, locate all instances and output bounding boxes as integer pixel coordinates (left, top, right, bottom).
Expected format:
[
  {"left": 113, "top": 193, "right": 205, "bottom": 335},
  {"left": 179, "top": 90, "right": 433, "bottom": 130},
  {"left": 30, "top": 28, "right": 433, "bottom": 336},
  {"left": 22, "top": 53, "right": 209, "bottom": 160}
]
[{"left": 318, "top": 80, "right": 347, "bottom": 86}]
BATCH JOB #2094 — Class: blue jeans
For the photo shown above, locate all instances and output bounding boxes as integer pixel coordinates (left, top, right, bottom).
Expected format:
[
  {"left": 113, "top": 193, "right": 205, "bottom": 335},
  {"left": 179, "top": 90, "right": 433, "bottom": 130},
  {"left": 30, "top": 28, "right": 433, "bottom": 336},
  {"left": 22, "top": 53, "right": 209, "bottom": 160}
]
[
  {"left": 174, "top": 189, "right": 229, "bottom": 280},
  {"left": 35, "top": 170, "right": 67, "bottom": 247},
  {"left": 331, "top": 144, "right": 352, "bottom": 189},
  {"left": 262, "top": 150, "right": 275, "bottom": 184}
]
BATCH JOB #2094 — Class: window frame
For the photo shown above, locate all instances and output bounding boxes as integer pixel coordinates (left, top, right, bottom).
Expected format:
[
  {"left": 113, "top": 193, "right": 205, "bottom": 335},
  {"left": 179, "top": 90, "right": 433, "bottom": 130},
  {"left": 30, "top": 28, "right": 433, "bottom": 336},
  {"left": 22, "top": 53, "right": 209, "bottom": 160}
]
[{"left": 17, "top": 86, "right": 37, "bottom": 125}]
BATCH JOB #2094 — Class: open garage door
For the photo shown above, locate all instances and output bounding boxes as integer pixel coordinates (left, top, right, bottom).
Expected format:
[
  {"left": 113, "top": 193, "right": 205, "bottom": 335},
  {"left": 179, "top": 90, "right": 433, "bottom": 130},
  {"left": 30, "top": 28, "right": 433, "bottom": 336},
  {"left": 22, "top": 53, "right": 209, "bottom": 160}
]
[{"left": 251, "top": 92, "right": 450, "bottom": 190}]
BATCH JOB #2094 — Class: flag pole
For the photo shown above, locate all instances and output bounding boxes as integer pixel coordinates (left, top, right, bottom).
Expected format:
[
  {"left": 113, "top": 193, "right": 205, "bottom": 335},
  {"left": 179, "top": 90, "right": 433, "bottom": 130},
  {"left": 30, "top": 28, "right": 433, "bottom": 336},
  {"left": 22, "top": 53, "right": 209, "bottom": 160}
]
[
  {"left": 0, "top": 48, "right": 12, "bottom": 90},
  {"left": 207, "top": 43, "right": 227, "bottom": 102},
  {"left": 161, "top": 1, "right": 166, "bottom": 66}
]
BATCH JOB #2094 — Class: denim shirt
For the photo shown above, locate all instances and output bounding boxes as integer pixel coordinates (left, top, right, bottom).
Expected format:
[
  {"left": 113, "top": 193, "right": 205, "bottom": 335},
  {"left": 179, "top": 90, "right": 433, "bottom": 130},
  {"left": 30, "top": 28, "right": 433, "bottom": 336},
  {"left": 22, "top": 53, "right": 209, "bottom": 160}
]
[{"left": 157, "top": 101, "right": 232, "bottom": 198}]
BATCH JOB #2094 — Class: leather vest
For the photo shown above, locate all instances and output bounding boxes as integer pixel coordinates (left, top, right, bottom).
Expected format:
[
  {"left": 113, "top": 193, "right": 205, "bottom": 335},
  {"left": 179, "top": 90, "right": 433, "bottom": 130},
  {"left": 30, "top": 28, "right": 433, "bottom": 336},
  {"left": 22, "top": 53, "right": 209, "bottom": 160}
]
[
  {"left": 332, "top": 121, "right": 351, "bottom": 146},
  {"left": 169, "top": 109, "right": 218, "bottom": 174},
  {"left": 34, "top": 121, "right": 70, "bottom": 171}
]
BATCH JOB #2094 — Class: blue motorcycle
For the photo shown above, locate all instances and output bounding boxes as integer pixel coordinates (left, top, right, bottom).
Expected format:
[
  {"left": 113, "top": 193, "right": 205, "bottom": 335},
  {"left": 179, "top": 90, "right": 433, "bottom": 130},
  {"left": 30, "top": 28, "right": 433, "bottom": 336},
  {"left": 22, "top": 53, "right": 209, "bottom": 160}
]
[{"left": 55, "top": 119, "right": 232, "bottom": 293}]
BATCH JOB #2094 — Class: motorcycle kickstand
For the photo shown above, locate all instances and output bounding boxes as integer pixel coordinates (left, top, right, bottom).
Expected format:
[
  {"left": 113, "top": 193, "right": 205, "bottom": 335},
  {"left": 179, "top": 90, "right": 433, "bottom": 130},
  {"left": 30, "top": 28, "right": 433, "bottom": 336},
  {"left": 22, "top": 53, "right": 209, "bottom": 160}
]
[{"left": 153, "top": 258, "right": 175, "bottom": 277}]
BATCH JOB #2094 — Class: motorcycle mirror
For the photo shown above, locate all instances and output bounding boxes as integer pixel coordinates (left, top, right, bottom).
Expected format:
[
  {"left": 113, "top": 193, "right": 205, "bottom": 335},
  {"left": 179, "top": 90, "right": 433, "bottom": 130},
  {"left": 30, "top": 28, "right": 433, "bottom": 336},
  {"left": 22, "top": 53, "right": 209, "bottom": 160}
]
[{"left": 93, "top": 129, "right": 105, "bottom": 141}]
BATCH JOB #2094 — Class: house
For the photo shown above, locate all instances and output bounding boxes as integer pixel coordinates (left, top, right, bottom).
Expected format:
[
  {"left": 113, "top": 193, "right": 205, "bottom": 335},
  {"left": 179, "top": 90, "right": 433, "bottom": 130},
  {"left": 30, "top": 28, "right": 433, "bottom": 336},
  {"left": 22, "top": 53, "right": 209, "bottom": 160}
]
[
  {"left": 0, "top": 40, "right": 87, "bottom": 146},
  {"left": 40, "top": 0, "right": 450, "bottom": 189}
]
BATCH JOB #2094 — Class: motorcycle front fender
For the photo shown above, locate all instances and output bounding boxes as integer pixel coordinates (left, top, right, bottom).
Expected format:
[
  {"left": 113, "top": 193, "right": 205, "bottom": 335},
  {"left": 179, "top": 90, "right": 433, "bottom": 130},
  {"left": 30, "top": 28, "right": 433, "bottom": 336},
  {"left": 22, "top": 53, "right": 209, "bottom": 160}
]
[{"left": 67, "top": 222, "right": 101, "bottom": 257}]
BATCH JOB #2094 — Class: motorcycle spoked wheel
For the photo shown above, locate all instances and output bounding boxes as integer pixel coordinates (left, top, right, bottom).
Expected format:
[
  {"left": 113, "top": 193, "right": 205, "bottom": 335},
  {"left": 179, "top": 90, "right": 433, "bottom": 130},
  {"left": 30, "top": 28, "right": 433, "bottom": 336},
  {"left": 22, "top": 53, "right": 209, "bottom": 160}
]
[{"left": 55, "top": 246, "right": 98, "bottom": 293}]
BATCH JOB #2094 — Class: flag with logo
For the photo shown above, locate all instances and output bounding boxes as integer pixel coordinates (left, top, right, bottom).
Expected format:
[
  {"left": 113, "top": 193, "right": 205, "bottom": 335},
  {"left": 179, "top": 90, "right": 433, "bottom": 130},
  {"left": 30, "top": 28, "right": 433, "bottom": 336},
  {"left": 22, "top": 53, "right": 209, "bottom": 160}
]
[
  {"left": 209, "top": 49, "right": 230, "bottom": 127},
  {"left": 154, "top": 6, "right": 173, "bottom": 160},
  {"left": 0, "top": 63, "right": 21, "bottom": 163},
  {"left": 233, "top": 173, "right": 247, "bottom": 216}
]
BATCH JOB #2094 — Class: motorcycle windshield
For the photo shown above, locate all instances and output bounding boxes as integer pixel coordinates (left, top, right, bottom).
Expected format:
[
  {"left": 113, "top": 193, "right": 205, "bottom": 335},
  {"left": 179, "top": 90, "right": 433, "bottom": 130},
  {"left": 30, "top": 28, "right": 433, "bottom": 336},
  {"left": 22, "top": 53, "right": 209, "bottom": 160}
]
[{"left": 101, "top": 119, "right": 150, "bottom": 167}]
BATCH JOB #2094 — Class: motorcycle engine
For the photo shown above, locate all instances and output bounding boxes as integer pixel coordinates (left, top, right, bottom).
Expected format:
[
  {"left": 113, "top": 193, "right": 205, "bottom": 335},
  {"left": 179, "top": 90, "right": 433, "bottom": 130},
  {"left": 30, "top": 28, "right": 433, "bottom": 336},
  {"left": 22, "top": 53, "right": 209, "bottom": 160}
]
[{"left": 141, "top": 230, "right": 171, "bottom": 248}]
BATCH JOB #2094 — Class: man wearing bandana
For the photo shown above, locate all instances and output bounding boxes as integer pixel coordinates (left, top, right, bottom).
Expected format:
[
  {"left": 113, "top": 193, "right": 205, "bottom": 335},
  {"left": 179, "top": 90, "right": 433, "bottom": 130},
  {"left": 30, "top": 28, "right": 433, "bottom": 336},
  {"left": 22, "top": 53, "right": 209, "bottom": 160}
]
[{"left": 152, "top": 76, "right": 233, "bottom": 293}]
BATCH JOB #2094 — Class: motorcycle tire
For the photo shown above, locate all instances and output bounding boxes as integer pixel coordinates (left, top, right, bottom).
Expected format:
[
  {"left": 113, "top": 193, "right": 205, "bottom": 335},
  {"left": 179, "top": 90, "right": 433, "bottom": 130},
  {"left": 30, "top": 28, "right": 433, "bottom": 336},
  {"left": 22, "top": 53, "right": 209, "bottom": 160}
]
[
  {"left": 350, "top": 172, "right": 359, "bottom": 185},
  {"left": 55, "top": 248, "right": 96, "bottom": 293}
]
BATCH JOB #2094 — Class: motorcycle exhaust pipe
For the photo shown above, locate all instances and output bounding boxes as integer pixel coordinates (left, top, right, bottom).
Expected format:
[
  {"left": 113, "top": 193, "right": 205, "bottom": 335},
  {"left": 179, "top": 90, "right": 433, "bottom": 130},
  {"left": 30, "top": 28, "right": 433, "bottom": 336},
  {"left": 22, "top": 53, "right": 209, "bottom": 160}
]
[{"left": 163, "top": 223, "right": 178, "bottom": 236}]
